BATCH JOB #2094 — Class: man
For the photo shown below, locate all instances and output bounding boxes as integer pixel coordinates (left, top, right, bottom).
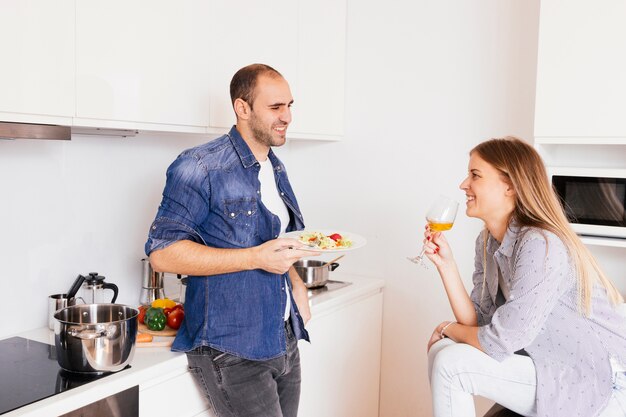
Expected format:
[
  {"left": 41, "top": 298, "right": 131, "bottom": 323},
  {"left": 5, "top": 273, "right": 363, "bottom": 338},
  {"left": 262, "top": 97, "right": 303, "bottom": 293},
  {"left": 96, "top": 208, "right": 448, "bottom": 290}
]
[{"left": 145, "top": 64, "right": 316, "bottom": 417}]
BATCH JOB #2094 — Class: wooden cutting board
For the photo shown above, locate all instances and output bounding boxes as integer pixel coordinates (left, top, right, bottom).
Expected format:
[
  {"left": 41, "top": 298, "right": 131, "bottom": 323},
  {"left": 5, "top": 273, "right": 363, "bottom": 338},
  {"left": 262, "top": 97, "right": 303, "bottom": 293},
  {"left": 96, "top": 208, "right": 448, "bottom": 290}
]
[{"left": 138, "top": 322, "right": 178, "bottom": 337}]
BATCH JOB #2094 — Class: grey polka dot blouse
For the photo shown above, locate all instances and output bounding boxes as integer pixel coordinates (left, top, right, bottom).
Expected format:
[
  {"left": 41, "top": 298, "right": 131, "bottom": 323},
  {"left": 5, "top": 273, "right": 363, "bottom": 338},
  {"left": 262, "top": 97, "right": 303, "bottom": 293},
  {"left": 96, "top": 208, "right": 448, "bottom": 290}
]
[{"left": 472, "top": 224, "right": 626, "bottom": 417}]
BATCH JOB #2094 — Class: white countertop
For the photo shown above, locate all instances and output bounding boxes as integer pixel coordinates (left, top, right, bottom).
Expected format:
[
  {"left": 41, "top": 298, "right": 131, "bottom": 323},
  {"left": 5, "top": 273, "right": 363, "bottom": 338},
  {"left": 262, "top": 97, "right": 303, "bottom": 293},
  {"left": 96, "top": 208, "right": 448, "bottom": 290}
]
[{"left": 4, "top": 274, "right": 384, "bottom": 417}]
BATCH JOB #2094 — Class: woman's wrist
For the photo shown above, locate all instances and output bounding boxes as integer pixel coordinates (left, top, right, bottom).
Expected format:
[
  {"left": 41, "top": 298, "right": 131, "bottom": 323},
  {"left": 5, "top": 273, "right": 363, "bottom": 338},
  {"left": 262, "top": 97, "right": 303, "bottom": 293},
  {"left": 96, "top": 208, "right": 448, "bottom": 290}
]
[
  {"left": 439, "top": 321, "right": 455, "bottom": 339},
  {"left": 436, "top": 260, "right": 458, "bottom": 276}
]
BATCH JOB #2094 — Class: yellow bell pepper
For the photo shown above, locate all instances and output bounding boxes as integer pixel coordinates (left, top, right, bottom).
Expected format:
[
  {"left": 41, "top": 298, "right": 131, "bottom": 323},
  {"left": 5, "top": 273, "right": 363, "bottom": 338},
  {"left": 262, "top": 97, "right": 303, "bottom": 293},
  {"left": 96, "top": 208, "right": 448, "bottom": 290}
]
[{"left": 151, "top": 298, "right": 176, "bottom": 309}]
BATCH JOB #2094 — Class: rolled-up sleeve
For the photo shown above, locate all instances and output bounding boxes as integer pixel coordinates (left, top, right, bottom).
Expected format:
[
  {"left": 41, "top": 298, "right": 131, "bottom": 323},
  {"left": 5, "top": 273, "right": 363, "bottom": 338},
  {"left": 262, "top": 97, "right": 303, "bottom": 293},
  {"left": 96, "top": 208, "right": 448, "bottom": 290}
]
[
  {"left": 478, "top": 233, "right": 571, "bottom": 361},
  {"left": 145, "top": 153, "right": 210, "bottom": 255}
]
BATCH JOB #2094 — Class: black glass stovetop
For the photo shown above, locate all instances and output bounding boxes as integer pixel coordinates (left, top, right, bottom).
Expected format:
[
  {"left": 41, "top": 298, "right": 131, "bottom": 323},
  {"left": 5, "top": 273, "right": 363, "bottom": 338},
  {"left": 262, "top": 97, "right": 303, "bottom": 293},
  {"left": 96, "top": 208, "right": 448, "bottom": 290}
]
[{"left": 0, "top": 336, "right": 124, "bottom": 415}]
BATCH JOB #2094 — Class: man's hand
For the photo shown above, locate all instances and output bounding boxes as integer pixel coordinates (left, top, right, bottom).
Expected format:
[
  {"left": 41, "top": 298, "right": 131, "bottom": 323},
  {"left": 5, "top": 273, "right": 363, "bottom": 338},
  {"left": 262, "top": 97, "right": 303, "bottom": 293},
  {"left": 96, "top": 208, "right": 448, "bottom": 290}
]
[
  {"left": 251, "top": 238, "right": 319, "bottom": 274},
  {"left": 289, "top": 267, "right": 311, "bottom": 325}
]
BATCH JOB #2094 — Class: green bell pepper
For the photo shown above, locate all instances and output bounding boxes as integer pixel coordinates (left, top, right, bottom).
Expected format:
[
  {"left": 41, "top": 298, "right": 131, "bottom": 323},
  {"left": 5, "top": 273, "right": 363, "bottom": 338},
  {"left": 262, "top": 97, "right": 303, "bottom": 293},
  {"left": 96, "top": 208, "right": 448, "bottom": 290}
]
[{"left": 145, "top": 307, "right": 166, "bottom": 331}]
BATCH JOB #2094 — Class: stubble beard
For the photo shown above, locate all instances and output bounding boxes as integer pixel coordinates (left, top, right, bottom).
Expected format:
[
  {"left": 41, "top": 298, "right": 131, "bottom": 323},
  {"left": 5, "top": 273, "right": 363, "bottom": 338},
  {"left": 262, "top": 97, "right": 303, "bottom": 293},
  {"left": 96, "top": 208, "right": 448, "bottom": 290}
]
[{"left": 249, "top": 113, "right": 286, "bottom": 148}]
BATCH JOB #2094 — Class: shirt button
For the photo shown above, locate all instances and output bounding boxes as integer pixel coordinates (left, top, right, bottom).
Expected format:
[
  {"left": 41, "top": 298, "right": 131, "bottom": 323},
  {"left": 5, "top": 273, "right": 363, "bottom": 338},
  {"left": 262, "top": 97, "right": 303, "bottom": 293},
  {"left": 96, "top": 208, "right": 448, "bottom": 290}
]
[
  {"left": 230, "top": 213, "right": 235, "bottom": 217},
  {"left": 257, "top": 190, "right": 260, "bottom": 194},
  {"left": 275, "top": 235, "right": 278, "bottom": 238},
  {"left": 280, "top": 192, "right": 284, "bottom": 196},
  {"left": 152, "top": 226, "right": 156, "bottom": 230},
  {"left": 247, "top": 210, "right": 252, "bottom": 215}
]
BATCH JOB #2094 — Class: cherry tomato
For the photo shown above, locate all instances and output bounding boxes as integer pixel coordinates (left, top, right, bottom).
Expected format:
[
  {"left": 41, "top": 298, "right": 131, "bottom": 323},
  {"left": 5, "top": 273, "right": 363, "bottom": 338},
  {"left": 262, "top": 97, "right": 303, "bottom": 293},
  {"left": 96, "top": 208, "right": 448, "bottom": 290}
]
[
  {"left": 167, "top": 308, "right": 184, "bottom": 330},
  {"left": 329, "top": 233, "right": 342, "bottom": 242},
  {"left": 137, "top": 305, "right": 148, "bottom": 324}
]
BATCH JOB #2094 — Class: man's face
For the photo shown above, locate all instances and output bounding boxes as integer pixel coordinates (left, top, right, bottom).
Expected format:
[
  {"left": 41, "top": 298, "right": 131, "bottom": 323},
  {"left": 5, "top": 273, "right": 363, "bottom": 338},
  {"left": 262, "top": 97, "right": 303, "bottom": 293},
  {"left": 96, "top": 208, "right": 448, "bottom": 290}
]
[{"left": 248, "top": 75, "right": 294, "bottom": 147}]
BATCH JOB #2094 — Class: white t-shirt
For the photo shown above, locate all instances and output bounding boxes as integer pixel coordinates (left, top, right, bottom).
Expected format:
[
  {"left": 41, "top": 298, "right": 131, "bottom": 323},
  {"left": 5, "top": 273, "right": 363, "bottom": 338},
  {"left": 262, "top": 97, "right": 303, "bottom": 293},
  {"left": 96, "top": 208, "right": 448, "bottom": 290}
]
[{"left": 258, "top": 158, "right": 292, "bottom": 320}]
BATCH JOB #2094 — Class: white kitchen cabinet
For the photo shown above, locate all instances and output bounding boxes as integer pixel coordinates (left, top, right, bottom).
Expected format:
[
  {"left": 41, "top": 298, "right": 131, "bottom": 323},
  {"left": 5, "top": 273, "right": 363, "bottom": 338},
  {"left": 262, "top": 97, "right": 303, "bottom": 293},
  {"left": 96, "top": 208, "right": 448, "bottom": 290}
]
[
  {"left": 207, "top": 0, "right": 298, "bottom": 131},
  {"left": 1, "top": 1, "right": 345, "bottom": 138},
  {"left": 299, "top": 290, "right": 384, "bottom": 417},
  {"left": 0, "top": 0, "right": 75, "bottom": 125},
  {"left": 208, "top": 0, "right": 346, "bottom": 141},
  {"left": 291, "top": 0, "right": 346, "bottom": 140},
  {"left": 75, "top": 0, "right": 211, "bottom": 133},
  {"left": 140, "top": 368, "right": 214, "bottom": 417},
  {"left": 534, "top": 0, "right": 626, "bottom": 140}
]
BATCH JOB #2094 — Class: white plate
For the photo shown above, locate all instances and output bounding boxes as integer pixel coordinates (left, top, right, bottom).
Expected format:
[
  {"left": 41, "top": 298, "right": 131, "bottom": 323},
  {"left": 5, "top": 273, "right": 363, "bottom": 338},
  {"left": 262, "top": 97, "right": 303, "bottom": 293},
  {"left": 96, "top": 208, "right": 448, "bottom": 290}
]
[{"left": 281, "top": 229, "right": 367, "bottom": 253}]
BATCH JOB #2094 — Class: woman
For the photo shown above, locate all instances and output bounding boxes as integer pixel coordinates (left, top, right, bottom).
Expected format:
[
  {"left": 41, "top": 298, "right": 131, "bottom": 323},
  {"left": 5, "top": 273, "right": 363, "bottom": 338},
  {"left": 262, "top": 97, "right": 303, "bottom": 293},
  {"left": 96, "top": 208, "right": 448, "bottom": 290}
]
[{"left": 424, "top": 137, "right": 626, "bottom": 417}]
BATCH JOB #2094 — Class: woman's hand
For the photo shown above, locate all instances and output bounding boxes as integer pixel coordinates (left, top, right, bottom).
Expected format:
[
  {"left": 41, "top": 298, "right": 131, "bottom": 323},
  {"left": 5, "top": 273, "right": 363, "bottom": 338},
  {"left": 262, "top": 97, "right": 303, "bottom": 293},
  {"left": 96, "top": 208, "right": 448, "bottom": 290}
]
[
  {"left": 427, "top": 321, "right": 454, "bottom": 352},
  {"left": 422, "top": 228, "right": 454, "bottom": 268}
]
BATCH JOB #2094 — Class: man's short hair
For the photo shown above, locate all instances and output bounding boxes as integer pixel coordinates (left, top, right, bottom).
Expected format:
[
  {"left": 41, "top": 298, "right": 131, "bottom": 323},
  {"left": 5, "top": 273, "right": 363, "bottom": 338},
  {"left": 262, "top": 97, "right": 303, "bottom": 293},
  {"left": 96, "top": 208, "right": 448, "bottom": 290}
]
[{"left": 230, "top": 64, "right": 283, "bottom": 109}]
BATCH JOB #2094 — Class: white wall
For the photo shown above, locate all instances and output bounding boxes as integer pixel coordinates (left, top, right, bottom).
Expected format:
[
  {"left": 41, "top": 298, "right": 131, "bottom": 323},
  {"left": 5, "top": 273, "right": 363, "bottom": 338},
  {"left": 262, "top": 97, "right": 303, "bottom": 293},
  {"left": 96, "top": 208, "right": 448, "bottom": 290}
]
[
  {"left": 0, "top": 132, "right": 214, "bottom": 336},
  {"left": 283, "top": 1, "right": 540, "bottom": 416},
  {"left": 0, "top": 1, "right": 540, "bottom": 416}
]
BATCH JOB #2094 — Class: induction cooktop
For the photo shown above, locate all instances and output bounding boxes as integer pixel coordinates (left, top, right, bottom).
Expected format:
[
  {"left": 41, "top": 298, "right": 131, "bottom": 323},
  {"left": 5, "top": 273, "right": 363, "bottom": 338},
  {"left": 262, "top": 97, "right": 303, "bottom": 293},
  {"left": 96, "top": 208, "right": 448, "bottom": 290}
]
[
  {"left": 0, "top": 337, "right": 123, "bottom": 415},
  {"left": 307, "top": 280, "right": 352, "bottom": 305}
]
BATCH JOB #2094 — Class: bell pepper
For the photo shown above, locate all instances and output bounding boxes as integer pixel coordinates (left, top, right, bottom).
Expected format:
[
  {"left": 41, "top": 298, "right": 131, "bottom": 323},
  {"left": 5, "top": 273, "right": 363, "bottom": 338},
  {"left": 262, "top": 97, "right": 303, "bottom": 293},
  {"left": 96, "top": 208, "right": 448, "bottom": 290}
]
[
  {"left": 137, "top": 305, "right": 148, "bottom": 324},
  {"left": 145, "top": 307, "right": 167, "bottom": 331},
  {"left": 151, "top": 298, "right": 177, "bottom": 309}
]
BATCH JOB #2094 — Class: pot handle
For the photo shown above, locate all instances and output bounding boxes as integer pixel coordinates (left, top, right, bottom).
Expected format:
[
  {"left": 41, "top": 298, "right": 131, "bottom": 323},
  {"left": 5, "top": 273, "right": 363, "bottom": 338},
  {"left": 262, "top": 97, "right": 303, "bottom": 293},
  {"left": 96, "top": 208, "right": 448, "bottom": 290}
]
[
  {"left": 330, "top": 263, "right": 340, "bottom": 271},
  {"left": 68, "top": 327, "right": 111, "bottom": 340}
]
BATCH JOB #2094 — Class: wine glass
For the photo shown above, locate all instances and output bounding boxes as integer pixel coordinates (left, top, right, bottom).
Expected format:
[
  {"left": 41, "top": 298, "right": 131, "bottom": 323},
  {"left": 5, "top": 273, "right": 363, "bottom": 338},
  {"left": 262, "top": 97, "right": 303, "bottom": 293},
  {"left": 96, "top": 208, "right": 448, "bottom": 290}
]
[{"left": 407, "top": 195, "right": 459, "bottom": 266}]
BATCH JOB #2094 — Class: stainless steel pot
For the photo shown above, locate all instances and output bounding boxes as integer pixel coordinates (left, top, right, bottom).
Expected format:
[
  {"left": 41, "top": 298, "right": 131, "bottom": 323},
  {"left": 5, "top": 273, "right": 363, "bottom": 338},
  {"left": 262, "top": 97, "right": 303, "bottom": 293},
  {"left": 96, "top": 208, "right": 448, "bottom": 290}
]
[
  {"left": 54, "top": 304, "right": 138, "bottom": 374},
  {"left": 293, "top": 260, "right": 340, "bottom": 288}
]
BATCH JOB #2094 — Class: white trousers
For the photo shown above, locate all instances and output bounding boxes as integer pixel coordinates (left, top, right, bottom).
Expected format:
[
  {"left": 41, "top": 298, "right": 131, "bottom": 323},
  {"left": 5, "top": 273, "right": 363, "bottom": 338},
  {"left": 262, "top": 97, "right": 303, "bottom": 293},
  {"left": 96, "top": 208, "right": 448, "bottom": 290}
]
[{"left": 428, "top": 338, "right": 626, "bottom": 417}]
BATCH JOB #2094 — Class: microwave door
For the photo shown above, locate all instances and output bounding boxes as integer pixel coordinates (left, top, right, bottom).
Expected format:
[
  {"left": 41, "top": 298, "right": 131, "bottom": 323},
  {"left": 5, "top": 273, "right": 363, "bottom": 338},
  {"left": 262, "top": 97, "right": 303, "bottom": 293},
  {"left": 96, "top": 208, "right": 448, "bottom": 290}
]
[{"left": 552, "top": 174, "right": 626, "bottom": 239}]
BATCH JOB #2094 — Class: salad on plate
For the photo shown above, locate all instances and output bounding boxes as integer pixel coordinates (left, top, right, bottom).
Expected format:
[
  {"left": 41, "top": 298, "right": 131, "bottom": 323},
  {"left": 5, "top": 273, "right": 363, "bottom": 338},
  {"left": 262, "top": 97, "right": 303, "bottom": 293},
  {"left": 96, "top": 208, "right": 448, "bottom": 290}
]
[{"left": 298, "top": 231, "right": 353, "bottom": 250}]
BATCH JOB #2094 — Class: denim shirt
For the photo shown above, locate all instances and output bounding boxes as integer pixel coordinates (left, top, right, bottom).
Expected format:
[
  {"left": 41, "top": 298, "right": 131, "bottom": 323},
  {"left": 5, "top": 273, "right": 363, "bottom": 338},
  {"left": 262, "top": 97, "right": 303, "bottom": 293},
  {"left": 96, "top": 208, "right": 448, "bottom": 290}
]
[
  {"left": 472, "top": 223, "right": 626, "bottom": 417},
  {"left": 145, "top": 126, "right": 309, "bottom": 360}
]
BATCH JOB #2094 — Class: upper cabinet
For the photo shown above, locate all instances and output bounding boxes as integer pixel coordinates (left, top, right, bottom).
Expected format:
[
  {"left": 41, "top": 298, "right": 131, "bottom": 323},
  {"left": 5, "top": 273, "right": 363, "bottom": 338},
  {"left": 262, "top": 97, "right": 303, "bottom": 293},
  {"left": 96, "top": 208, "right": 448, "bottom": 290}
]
[
  {"left": 207, "top": 1, "right": 299, "bottom": 131},
  {"left": 535, "top": 0, "right": 626, "bottom": 142},
  {"left": 292, "top": 0, "right": 346, "bottom": 140},
  {"left": 208, "top": 0, "right": 346, "bottom": 140},
  {"left": 0, "top": 0, "right": 75, "bottom": 125},
  {"left": 75, "top": 0, "right": 211, "bottom": 133},
  {"left": 0, "top": 1, "right": 346, "bottom": 139}
]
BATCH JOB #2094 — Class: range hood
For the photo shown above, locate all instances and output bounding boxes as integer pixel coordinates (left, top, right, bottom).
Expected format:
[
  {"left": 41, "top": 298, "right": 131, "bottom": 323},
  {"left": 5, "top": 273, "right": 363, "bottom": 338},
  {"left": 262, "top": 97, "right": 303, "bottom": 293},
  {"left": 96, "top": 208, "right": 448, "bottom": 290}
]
[
  {"left": 0, "top": 122, "right": 138, "bottom": 140},
  {"left": 0, "top": 121, "right": 71, "bottom": 140}
]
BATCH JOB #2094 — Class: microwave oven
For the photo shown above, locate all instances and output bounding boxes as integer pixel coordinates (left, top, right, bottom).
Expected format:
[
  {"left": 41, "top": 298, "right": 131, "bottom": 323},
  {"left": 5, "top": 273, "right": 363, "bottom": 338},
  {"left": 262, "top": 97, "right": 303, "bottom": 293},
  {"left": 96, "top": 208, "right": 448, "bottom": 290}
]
[{"left": 549, "top": 167, "right": 626, "bottom": 239}]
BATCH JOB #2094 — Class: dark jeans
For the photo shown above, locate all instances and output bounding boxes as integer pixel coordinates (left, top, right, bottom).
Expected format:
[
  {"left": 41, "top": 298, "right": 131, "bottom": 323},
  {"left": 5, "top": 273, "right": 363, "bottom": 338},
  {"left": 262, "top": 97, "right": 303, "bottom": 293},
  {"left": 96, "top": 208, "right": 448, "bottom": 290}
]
[{"left": 186, "top": 322, "right": 301, "bottom": 417}]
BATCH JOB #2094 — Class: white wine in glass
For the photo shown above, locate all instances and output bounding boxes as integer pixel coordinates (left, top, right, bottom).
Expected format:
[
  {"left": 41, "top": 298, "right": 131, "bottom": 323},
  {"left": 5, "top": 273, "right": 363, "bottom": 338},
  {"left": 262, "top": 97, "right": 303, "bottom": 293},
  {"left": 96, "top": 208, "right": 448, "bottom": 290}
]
[{"left": 407, "top": 195, "right": 459, "bottom": 266}]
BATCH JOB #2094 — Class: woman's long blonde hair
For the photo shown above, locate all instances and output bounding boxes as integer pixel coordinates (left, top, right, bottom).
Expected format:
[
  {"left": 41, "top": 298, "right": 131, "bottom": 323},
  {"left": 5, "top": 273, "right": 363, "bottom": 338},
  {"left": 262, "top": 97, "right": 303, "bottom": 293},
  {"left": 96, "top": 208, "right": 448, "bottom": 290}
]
[{"left": 473, "top": 137, "right": 623, "bottom": 315}]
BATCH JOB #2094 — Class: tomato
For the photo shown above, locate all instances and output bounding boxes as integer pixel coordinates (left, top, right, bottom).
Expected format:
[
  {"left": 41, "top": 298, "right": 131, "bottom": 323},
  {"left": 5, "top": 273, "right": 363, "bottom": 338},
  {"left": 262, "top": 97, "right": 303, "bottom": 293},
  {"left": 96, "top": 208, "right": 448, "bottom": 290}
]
[
  {"left": 328, "top": 233, "right": 342, "bottom": 242},
  {"left": 162, "top": 303, "right": 183, "bottom": 317},
  {"left": 137, "top": 305, "right": 148, "bottom": 325},
  {"left": 167, "top": 308, "right": 184, "bottom": 330}
]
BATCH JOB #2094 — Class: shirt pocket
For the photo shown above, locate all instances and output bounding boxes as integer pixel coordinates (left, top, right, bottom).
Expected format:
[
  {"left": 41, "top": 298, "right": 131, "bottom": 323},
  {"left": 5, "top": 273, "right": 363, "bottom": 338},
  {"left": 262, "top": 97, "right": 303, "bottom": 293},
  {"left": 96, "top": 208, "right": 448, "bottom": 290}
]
[{"left": 221, "top": 198, "right": 259, "bottom": 245}]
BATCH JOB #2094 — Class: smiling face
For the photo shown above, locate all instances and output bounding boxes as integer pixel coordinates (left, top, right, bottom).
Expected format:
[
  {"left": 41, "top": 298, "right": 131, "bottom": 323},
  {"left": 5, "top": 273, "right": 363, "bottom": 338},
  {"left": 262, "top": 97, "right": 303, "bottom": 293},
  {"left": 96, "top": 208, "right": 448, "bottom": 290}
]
[
  {"left": 237, "top": 74, "right": 293, "bottom": 151},
  {"left": 459, "top": 152, "right": 516, "bottom": 229}
]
